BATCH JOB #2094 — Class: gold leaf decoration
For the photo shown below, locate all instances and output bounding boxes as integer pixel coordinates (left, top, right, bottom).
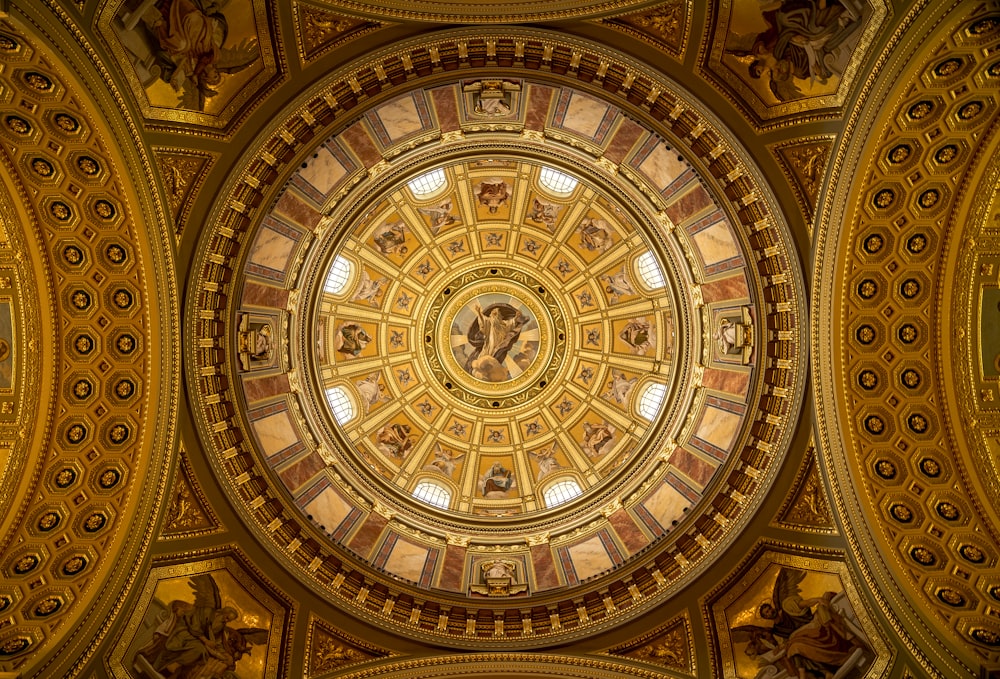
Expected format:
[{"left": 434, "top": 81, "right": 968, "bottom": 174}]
[
  {"left": 295, "top": 3, "right": 386, "bottom": 64},
  {"left": 160, "top": 450, "right": 221, "bottom": 539},
  {"left": 774, "top": 444, "right": 836, "bottom": 533},
  {"left": 600, "top": 2, "right": 688, "bottom": 58},
  {"left": 772, "top": 138, "right": 835, "bottom": 227},
  {"left": 306, "top": 614, "right": 391, "bottom": 677},
  {"left": 151, "top": 149, "right": 214, "bottom": 241},
  {"left": 605, "top": 612, "right": 694, "bottom": 675}
]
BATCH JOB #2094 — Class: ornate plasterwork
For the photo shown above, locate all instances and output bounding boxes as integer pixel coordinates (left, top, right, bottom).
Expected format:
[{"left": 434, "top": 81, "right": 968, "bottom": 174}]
[
  {"left": 0, "top": 15, "right": 177, "bottom": 677},
  {"left": 699, "top": 0, "right": 888, "bottom": 129},
  {"left": 604, "top": 611, "right": 695, "bottom": 675},
  {"left": 306, "top": 0, "right": 667, "bottom": 24},
  {"left": 159, "top": 449, "right": 223, "bottom": 540},
  {"left": 597, "top": 1, "right": 692, "bottom": 61},
  {"left": 772, "top": 442, "right": 837, "bottom": 534},
  {"left": 770, "top": 135, "right": 836, "bottom": 229},
  {"left": 305, "top": 614, "right": 393, "bottom": 677},
  {"left": 95, "top": 0, "right": 285, "bottom": 134},
  {"left": 187, "top": 27, "right": 807, "bottom": 648},
  {"left": 814, "top": 2, "right": 1000, "bottom": 674},
  {"left": 293, "top": 2, "right": 388, "bottom": 65},
  {"left": 150, "top": 147, "right": 215, "bottom": 242}
]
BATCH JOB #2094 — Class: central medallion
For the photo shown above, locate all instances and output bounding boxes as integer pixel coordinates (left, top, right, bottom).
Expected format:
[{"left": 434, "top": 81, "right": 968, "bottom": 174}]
[{"left": 423, "top": 266, "right": 567, "bottom": 408}]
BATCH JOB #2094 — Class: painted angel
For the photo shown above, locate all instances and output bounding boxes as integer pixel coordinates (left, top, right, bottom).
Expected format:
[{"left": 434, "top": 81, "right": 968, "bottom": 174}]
[
  {"left": 147, "top": 0, "right": 261, "bottom": 111},
  {"left": 418, "top": 198, "right": 460, "bottom": 233},
  {"left": 603, "top": 370, "right": 638, "bottom": 405},
  {"left": 577, "top": 217, "right": 614, "bottom": 253},
  {"left": 475, "top": 179, "right": 511, "bottom": 213},
  {"left": 355, "top": 372, "right": 389, "bottom": 413},
  {"left": 530, "top": 443, "right": 563, "bottom": 481},
  {"left": 351, "top": 269, "right": 387, "bottom": 307},
  {"left": 424, "top": 442, "right": 465, "bottom": 477},
  {"left": 527, "top": 197, "right": 562, "bottom": 231},
  {"left": 581, "top": 421, "right": 616, "bottom": 458},
  {"left": 373, "top": 221, "right": 408, "bottom": 256},
  {"left": 133, "top": 573, "right": 268, "bottom": 679},
  {"left": 602, "top": 266, "right": 636, "bottom": 303}
]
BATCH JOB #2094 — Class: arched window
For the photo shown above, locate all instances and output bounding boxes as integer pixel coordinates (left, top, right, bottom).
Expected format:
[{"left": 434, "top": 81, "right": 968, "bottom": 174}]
[
  {"left": 543, "top": 478, "right": 582, "bottom": 508},
  {"left": 635, "top": 251, "right": 666, "bottom": 289},
  {"left": 637, "top": 382, "right": 667, "bottom": 421},
  {"left": 324, "top": 255, "right": 352, "bottom": 294},
  {"left": 325, "top": 386, "right": 354, "bottom": 425},
  {"left": 408, "top": 168, "right": 447, "bottom": 196},
  {"left": 539, "top": 166, "right": 578, "bottom": 195},
  {"left": 413, "top": 480, "right": 451, "bottom": 509}
]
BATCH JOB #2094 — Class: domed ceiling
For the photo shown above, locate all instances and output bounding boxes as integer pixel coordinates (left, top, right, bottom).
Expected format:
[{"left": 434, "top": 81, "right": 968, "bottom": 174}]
[
  {"left": 1, "top": 2, "right": 998, "bottom": 679},
  {"left": 188, "top": 67, "right": 808, "bottom": 646}
]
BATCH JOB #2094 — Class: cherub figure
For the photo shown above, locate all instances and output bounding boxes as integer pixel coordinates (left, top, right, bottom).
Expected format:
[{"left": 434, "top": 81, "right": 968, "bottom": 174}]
[
  {"left": 530, "top": 443, "right": 563, "bottom": 481},
  {"left": 351, "top": 269, "right": 388, "bottom": 307},
  {"left": 527, "top": 197, "right": 562, "bottom": 231}
]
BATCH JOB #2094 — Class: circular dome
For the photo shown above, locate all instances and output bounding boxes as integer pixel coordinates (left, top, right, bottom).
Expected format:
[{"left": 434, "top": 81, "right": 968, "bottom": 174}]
[
  {"left": 189, "top": 33, "right": 806, "bottom": 647},
  {"left": 304, "top": 154, "right": 680, "bottom": 523}
]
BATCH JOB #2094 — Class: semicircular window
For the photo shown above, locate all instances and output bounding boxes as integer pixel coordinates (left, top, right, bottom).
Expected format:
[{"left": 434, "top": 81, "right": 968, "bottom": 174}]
[
  {"left": 637, "top": 382, "right": 667, "bottom": 421},
  {"left": 636, "top": 251, "right": 666, "bottom": 289},
  {"left": 413, "top": 480, "right": 451, "bottom": 509},
  {"left": 543, "top": 478, "right": 582, "bottom": 508},
  {"left": 324, "top": 255, "right": 352, "bottom": 294},
  {"left": 539, "top": 166, "right": 578, "bottom": 195},
  {"left": 325, "top": 386, "right": 354, "bottom": 425},
  {"left": 407, "top": 168, "right": 447, "bottom": 196}
]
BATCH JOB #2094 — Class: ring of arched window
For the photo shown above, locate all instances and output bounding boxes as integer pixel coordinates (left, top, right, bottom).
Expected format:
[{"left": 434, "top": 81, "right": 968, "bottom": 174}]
[
  {"left": 324, "top": 255, "right": 353, "bottom": 295},
  {"left": 413, "top": 480, "right": 451, "bottom": 509},
  {"left": 325, "top": 386, "right": 355, "bottom": 425},
  {"left": 408, "top": 168, "right": 447, "bottom": 197},
  {"left": 543, "top": 478, "right": 583, "bottom": 507},
  {"left": 635, "top": 251, "right": 666, "bottom": 290},
  {"left": 539, "top": 166, "right": 578, "bottom": 195},
  {"left": 637, "top": 382, "right": 667, "bottom": 421}
]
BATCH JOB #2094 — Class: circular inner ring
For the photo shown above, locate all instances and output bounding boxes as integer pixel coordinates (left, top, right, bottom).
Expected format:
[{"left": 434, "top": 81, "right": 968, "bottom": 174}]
[{"left": 423, "top": 266, "right": 567, "bottom": 408}]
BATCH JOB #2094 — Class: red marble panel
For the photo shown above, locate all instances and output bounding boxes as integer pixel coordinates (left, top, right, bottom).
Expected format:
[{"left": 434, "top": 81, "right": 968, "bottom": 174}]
[
  {"left": 701, "top": 273, "right": 750, "bottom": 303},
  {"left": 530, "top": 543, "right": 561, "bottom": 590},
  {"left": 278, "top": 451, "right": 325, "bottom": 492},
  {"left": 242, "top": 281, "right": 289, "bottom": 308},
  {"left": 243, "top": 373, "right": 290, "bottom": 402},
  {"left": 525, "top": 85, "right": 554, "bottom": 131},
  {"left": 608, "top": 509, "right": 650, "bottom": 555},
  {"left": 348, "top": 513, "right": 388, "bottom": 557},
  {"left": 437, "top": 544, "right": 466, "bottom": 592},
  {"left": 604, "top": 118, "right": 644, "bottom": 164},
  {"left": 664, "top": 183, "right": 713, "bottom": 225},
  {"left": 669, "top": 447, "right": 715, "bottom": 487},
  {"left": 432, "top": 87, "right": 461, "bottom": 132},
  {"left": 275, "top": 190, "right": 321, "bottom": 230},
  {"left": 702, "top": 367, "right": 750, "bottom": 398},
  {"left": 342, "top": 122, "right": 383, "bottom": 168}
]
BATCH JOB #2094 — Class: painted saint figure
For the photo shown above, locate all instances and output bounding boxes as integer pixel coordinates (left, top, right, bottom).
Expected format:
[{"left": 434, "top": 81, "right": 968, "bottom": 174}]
[
  {"left": 133, "top": 573, "right": 267, "bottom": 679},
  {"left": 480, "top": 462, "right": 516, "bottom": 497},
  {"left": 733, "top": 567, "right": 870, "bottom": 679}
]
